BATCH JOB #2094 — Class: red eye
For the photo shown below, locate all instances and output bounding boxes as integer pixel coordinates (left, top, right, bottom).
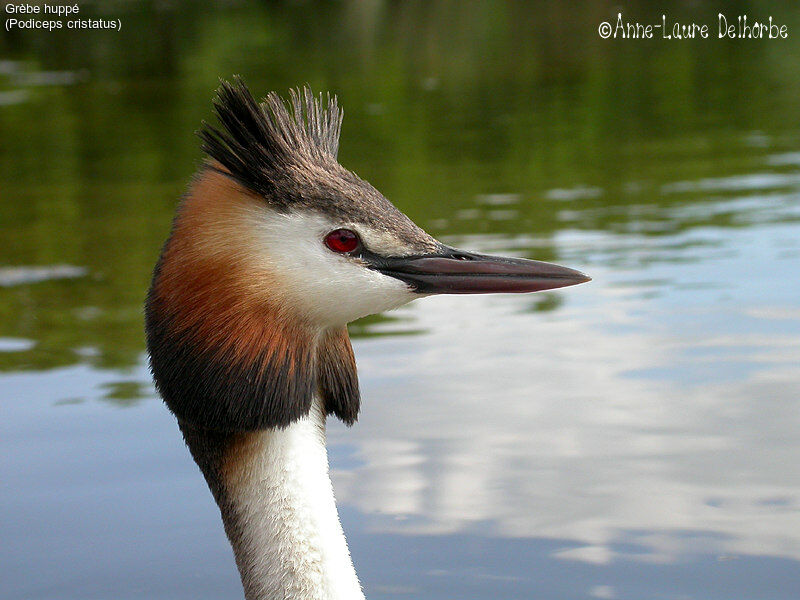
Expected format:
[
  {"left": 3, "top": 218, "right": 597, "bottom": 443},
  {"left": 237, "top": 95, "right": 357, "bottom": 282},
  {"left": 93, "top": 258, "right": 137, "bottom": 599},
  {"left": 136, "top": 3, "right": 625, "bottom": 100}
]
[{"left": 324, "top": 229, "right": 361, "bottom": 254}]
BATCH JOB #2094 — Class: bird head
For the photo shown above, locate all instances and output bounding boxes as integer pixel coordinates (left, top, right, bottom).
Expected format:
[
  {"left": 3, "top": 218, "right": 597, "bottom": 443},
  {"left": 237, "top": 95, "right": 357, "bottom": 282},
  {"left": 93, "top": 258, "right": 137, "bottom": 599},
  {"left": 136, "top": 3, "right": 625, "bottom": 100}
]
[{"left": 145, "top": 78, "right": 589, "bottom": 433}]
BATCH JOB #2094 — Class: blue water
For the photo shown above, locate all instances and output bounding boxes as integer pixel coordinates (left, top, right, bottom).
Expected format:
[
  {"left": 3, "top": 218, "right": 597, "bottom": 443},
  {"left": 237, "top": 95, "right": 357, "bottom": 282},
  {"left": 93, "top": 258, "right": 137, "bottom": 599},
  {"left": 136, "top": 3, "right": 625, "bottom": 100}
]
[{"left": 2, "top": 3, "right": 800, "bottom": 598}]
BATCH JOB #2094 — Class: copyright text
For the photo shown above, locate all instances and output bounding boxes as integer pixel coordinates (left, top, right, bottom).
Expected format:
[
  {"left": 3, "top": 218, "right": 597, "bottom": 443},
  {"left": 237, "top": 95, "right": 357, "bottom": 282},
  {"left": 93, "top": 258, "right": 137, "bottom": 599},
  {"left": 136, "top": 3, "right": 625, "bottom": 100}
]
[{"left": 598, "top": 13, "right": 788, "bottom": 40}]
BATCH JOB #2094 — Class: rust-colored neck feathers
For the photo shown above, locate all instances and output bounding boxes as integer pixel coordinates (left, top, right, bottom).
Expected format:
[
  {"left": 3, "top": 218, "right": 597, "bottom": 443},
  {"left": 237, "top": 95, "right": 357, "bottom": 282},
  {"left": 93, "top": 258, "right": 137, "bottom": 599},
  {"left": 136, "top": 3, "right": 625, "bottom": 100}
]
[{"left": 145, "top": 169, "right": 359, "bottom": 431}]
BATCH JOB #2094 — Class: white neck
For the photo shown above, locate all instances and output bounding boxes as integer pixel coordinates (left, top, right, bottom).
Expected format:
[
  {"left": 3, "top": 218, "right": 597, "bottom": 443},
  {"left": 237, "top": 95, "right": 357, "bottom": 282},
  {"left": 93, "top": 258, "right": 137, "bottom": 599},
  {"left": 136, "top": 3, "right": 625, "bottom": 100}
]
[{"left": 219, "top": 398, "right": 365, "bottom": 600}]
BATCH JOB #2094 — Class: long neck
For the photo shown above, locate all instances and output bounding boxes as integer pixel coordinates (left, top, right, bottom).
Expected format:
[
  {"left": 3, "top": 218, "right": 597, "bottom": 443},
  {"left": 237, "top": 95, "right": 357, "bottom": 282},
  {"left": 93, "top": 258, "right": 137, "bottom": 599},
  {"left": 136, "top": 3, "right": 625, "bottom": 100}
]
[{"left": 180, "top": 399, "right": 365, "bottom": 600}]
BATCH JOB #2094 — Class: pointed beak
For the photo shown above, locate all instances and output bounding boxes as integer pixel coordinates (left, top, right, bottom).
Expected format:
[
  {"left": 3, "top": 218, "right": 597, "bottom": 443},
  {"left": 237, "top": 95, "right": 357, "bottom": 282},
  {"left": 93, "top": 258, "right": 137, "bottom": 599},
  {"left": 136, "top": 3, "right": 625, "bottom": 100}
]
[{"left": 368, "top": 246, "right": 591, "bottom": 294}]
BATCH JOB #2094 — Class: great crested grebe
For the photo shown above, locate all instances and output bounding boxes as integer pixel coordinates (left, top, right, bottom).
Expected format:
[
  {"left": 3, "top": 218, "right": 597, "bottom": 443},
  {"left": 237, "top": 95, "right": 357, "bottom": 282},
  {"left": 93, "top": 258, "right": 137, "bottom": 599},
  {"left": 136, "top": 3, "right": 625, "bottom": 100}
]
[{"left": 145, "top": 78, "right": 590, "bottom": 600}]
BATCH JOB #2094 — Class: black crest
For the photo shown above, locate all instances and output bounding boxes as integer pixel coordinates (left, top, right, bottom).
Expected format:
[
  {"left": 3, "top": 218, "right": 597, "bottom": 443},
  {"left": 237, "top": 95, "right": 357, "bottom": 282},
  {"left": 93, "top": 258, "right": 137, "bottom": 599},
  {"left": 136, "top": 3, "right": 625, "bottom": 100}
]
[{"left": 198, "top": 77, "right": 344, "bottom": 201}]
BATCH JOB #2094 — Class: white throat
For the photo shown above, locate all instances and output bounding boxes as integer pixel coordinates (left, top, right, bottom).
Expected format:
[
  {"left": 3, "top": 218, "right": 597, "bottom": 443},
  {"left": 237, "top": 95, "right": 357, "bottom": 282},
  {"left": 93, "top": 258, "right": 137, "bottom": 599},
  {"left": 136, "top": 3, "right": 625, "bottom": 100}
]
[{"left": 221, "top": 398, "right": 365, "bottom": 600}]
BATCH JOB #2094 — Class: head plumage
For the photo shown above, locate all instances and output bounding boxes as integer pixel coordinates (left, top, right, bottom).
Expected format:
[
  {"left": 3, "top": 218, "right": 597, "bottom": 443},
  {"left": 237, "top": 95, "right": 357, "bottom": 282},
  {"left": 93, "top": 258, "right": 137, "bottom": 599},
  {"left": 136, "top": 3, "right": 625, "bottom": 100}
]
[
  {"left": 198, "top": 77, "right": 344, "bottom": 199},
  {"left": 194, "top": 77, "right": 438, "bottom": 250}
]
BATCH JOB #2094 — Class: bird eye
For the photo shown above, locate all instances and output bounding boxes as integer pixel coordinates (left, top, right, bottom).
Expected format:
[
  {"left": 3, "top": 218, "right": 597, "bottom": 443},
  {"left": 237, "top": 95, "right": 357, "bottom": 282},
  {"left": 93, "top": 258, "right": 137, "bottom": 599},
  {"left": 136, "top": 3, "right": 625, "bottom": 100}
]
[{"left": 324, "top": 229, "right": 361, "bottom": 254}]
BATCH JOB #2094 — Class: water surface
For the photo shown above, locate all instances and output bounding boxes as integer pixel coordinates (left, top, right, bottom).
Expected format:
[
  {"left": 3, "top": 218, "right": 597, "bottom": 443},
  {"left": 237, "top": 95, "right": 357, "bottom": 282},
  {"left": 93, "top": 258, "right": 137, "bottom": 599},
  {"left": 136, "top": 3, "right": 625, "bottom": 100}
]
[{"left": 2, "top": 3, "right": 799, "bottom": 599}]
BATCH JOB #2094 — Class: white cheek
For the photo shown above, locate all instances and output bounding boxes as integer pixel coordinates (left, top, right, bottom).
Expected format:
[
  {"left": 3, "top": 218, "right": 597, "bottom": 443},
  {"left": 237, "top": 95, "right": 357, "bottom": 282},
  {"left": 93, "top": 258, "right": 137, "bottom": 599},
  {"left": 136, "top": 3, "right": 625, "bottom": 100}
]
[
  {"left": 310, "top": 257, "right": 414, "bottom": 325},
  {"left": 247, "top": 210, "right": 417, "bottom": 326}
]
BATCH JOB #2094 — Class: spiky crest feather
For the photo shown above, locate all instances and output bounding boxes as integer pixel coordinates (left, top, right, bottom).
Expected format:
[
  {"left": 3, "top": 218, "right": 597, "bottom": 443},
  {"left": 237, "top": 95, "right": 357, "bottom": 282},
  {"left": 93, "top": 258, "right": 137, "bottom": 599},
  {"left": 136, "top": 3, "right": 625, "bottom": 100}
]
[{"left": 199, "top": 77, "right": 344, "bottom": 201}]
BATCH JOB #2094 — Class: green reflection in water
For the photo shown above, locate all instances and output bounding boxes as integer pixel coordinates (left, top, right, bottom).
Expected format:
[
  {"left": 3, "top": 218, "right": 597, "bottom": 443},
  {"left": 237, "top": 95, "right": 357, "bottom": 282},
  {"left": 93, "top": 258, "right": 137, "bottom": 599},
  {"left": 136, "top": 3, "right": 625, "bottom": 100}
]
[{"left": 1, "top": 1, "right": 800, "bottom": 376}]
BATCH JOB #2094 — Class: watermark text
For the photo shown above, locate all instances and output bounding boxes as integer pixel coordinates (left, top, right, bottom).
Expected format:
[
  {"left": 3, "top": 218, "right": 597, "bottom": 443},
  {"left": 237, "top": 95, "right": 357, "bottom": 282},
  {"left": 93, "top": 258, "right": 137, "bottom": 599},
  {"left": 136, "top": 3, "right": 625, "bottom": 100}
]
[
  {"left": 598, "top": 13, "right": 788, "bottom": 40},
  {"left": 5, "top": 3, "right": 121, "bottom": 32}
]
